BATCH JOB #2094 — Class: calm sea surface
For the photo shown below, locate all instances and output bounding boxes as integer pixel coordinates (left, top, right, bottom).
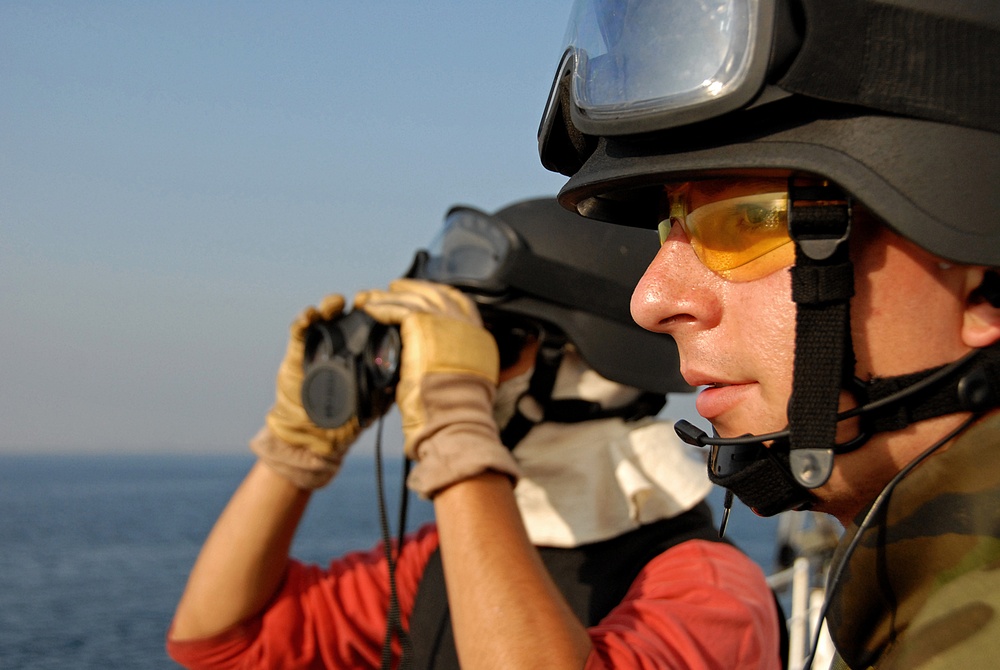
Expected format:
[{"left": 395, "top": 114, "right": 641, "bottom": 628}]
[{"left": 0, "top": 452, "right": 779, "bottom": 669}]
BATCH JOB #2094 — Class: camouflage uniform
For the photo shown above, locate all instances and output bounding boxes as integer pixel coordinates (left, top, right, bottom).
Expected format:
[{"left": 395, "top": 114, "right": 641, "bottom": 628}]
[{"left": 826, "top": 412, "right": 1000, "bottom": 669}]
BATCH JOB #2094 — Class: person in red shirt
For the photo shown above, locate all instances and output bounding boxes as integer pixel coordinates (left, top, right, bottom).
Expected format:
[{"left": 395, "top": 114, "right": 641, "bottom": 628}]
[{"left": 167, "top": 198, "right": 782, "bottom": 669}]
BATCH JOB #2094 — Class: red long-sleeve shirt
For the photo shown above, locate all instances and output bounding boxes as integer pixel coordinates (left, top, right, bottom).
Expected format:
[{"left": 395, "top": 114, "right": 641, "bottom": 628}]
[{"left": 167, "top": 523, "right": 781, "bottom": 669}]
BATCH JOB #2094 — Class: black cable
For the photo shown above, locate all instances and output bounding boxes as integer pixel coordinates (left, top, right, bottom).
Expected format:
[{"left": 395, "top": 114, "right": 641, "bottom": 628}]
[
  {"left": 376, "top": 416, "right": 413, "bottom": 670},
  {"left": 396, "top": 457, "right": 412, "bottom": 553},
  {"left": 800, "top": 412, "right": 982, "bottom": 670}
]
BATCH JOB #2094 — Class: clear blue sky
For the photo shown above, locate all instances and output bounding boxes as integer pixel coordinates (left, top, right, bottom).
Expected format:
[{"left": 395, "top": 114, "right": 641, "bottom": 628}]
[{"left": 1, "top": 2, "right": 703, "bottom": 455}]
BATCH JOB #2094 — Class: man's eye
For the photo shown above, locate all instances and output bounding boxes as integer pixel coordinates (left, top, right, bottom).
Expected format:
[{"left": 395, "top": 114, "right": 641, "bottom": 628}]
[{"left": 735, "top": 204, "right": 783, "bottom": 231}]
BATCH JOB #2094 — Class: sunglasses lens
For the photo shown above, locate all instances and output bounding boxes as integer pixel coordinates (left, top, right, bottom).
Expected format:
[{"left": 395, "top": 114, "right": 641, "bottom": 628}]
[
  {"left": 688, "top": 192, "right": 789, "bottom": 269},
  {"left": 662, "top": 189, "right": 794, "bottom": 280}
]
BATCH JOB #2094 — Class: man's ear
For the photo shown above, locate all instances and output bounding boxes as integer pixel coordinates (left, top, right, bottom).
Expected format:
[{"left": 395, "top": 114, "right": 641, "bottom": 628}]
[{"left": 963, "top": 270, "right": 1000, "bottom": 347}]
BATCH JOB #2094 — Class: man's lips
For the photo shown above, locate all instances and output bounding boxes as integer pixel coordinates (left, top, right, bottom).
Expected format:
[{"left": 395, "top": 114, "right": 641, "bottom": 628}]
[{"left": 693, "top": 381, "right": 755, "bottom": 421}]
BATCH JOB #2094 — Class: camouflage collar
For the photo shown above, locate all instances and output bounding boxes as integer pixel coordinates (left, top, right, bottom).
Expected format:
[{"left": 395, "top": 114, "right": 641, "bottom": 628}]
[{"left": 826, "top": 411, "right": 1000, "bottom": 668}]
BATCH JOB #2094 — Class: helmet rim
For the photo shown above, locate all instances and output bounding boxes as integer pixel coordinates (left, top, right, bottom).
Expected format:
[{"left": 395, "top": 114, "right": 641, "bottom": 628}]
[{"left": 559, "top": 104, "right": 1000, "bottom": 267}]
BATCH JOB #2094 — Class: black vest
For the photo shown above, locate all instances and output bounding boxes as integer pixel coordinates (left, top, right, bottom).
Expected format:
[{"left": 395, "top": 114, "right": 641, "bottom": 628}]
[{"left": 408, "top": 502, "right": 721, "bottom": 670}]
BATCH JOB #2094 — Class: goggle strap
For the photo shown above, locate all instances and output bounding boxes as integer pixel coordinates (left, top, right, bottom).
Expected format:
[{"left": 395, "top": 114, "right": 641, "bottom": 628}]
[
  {"left": 779, "top": 0, "right": 1000, "bottom": 135},
  {"left": 506, "top": 252, "right": 636, "bottom": 324},
  {"left": 787, "top": 181, "right": 855, "bottom": 489}
]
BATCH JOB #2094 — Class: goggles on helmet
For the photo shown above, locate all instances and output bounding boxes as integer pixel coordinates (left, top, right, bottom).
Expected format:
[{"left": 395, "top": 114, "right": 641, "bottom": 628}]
[
  {"left": 540, "top": 0, "right": 780, "bottom": 143},
  {"left": 411, "top": 205, "right": 634, "bottom": 323},
  {"left": 540, "top": 1, "right": 999, "bottom": 180},
  {"left": 415, "top": 206, "right": 522, "bottom": 294},
  {"left": 659, "top": 180, "right": 795, "bottom": 282}
]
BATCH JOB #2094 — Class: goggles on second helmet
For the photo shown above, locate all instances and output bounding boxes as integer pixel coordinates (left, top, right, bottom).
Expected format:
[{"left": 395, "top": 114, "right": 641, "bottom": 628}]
[
  {"left": 414, "top": 206, "right": 520, "bottom": 293},
  {"left": 409, "top": 205, "right": 633, "bottom": 324},
  {"left": 659, "top": 182, "right": 794, "bottom": 282}
]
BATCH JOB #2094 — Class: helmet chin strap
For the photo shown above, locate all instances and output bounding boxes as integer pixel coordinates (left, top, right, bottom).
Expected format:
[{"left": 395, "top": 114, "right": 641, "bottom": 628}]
[
  {"left": 848, "top": 346, "right": 1000, "bottom": 434},
  {"left": 500, "top": 335, "right": 565, "bottom": 449},
  {"left": 785, "top": 181, "right": 1000, "bottom": 490},
  {"left": 499, "top": 333, "right": 667, "bottom": 449},
  {"left": 694, "top": 344, "right": 1000, "bottom": 519},
  {"left": 786, "top": 179, "right": 856, "bottom": 489}
]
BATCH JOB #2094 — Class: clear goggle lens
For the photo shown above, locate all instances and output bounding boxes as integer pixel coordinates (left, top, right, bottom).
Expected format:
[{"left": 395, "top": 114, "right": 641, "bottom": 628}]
[
  {"left": 420, "top": 208, "right": 513, "bottom": 287},
  {"left": 564, "top": 0, "right": 758, "bottom": 118},
  {"left": 658, "top": 187, "right": 793, "bottom": 281}
]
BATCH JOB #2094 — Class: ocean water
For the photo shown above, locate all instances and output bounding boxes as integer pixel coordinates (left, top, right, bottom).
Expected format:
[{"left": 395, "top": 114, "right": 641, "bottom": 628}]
[{"left": 0, "top": 452, "right": 779, "bottom": 669}]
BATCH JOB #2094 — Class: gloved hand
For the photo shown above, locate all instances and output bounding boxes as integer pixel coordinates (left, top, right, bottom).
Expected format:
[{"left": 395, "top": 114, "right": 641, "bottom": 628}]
[
  {"left": 355, "top": 279, "right": 521, "bottom": 497},
  {"left": 250, "top": 294, "right": 362, "bottom": 490}
]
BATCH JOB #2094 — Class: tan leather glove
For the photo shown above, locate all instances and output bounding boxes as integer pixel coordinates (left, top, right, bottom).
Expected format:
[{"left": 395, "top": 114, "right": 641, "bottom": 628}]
[
  {"left": 355, "top": 279, "right": 521, "bottom": 498},
  {"left": 250, "top": 294, "right": 362, "bottom": 490}
]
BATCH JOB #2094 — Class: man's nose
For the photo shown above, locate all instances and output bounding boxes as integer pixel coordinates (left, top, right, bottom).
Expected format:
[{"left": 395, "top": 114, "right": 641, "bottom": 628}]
[{"left": 631, "top": 223, "right": 722, "bottom": 335}]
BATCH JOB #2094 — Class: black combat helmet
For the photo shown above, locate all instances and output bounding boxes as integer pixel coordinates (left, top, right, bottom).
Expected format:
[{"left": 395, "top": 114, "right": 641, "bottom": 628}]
[
  {"left": 409, "top": 197, "right": 689, "bottom": 397},
  {"left": 539, "top": 0, "right": 1000, "bottom": 267}
]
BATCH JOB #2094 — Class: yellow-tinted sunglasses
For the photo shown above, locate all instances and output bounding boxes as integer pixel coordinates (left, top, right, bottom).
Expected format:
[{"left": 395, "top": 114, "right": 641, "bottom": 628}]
[{"left": 658, "top": 186, "right": 795, "bottom": 282}]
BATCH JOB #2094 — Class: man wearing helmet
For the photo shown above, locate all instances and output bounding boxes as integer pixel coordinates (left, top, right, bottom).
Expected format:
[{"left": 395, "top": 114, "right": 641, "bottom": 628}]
[
  {"left": 537, "top": 0, "right": 1000, "bottom": 668},
  {"left": 167, "top": 198, "right": 782, "bottom": 669}
]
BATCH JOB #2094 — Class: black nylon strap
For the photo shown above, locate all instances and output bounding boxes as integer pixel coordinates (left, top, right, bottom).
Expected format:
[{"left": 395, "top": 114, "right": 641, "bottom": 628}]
[
  {"left": 542, "top": 392, "right": 666, "bottom": 424},
  {"left": 708, "top": 439, "right": 816, "bottom": 517},
  {"left": 499, "top": 339, "right": 564, "bottom": 449},
  {"left": 712, "top": 346, "right": 1000, "bottom": 516},
  {"left": 791, "top": 262, "right": 854, "bottom": 305},
  {"left": 864, "top": 345, "right": 1000, "bottom": 433},
  {"left": 787, "top": 181, "right": 854, "bottom": 488},
  {"left": 780, "top": 0, "right": 1000, "bottom": 133},
  {"left": 499, "top": 407, "right": 540, "bottom": 450},
  {"left": 505, "top": 252, "right": 637, "bottom": 323},
  {"left": 500, "top": 338, "right": 667, "bottom": 449}
]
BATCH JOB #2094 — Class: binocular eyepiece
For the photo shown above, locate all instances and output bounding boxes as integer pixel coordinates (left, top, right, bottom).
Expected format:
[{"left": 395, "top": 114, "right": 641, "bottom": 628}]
[{"left": 301, "top": 311, "right": 401, "bottom": 429}]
